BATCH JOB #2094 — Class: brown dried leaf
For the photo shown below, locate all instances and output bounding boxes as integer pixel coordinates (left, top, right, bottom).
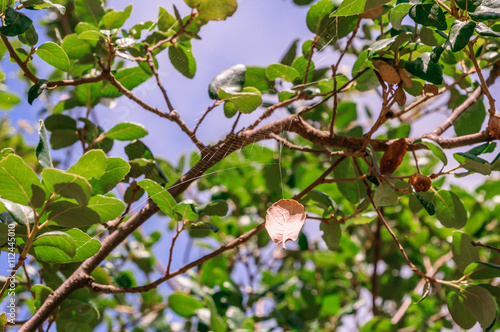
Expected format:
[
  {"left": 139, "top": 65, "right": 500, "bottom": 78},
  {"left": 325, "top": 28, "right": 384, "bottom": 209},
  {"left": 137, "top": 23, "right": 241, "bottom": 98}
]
[
  {"left": 360, "top": 6, "right": 383, "bottom": 19},
  {"left": 408, "top": 173, "right": 432, "bottom": 192},
  {"left": 265, "top": 199, "right": 306, "bottom": 250},
  {"left": 395, "top": 87, "right": 407, "bottom": 106},
  {"left": 398, "top": 68, "right": 413, "bottom": 88},
  {"left": 379, "top": 63, "right": 401, "bottom": 85},
  {"left": 422, "top": 84, "right": 439, "bottom": 95},
  {"left": 379, "top": 138, "right": 408, "bottom": 175},
  {"left": 488, "top": 115, "right": 500, "bottom": 139}
]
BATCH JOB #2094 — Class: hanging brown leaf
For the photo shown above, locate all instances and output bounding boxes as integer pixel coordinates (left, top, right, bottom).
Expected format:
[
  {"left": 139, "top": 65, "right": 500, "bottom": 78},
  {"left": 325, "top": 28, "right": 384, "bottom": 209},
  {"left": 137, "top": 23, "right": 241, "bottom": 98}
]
[
  {"left": 488, "top": 114, "right": 500, "bottom": 139},
  {"left": 360, "top": 6, "right": 383, "bottom": 19},
  {"left": 398, "top": 68, "right": 413, "bottom": 88},
  {"left": 265, "top": 199, "right": 306, "bottom": 250},
  {"left": 378, "top": 63, "right": 401, "bottom": 85},
  {"left": 395, "top": 86, "right": 406, "bottom": 106},
  {"left": 379, "top": 138, "right": 408, "bottom": 175},
  {"left": 422, "top": 84, "right": 439, "bottom": 95},
  {"left": 408, "top": 173, "right": 432, "bottom": 192}
]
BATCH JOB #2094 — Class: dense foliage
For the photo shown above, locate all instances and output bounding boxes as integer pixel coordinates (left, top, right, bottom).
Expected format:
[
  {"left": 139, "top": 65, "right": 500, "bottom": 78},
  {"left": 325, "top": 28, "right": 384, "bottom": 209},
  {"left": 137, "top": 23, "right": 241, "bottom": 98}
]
[{"left": 1, "top": 0, "right": 500, "bottom": 331}]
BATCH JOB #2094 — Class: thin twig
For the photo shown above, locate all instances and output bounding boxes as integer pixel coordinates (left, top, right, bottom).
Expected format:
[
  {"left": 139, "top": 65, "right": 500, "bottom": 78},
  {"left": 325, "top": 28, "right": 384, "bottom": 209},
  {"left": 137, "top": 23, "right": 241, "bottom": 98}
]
[
  {"left": 471, "top": 241, "right": 500, "bottom": 253},
  {"left": 145, "top": 44, "right": 175, "bottom": 112},
  {"left": 467, "top": 42, "right": 496, "bottom": 116}
]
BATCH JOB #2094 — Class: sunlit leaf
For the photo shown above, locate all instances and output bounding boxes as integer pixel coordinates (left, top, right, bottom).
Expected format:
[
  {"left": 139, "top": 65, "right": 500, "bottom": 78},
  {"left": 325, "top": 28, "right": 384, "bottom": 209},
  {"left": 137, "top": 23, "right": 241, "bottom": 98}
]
[{"left": 265, "top": 199, "right": 306, "bottom": 249}]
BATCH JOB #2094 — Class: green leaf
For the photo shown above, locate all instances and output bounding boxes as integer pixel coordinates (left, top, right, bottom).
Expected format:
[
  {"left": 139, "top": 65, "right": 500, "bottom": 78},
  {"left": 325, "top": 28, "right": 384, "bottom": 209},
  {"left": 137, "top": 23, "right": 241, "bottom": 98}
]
[
  {"left": 265, "top": 63, "right": 301, "bottom": 82},
  {"left": 455, "top": 0, "right": 483, "bottom": 12},
  {"left": 87, "top": 195, "right": 125, "bottom": 223},
  {"left": 331, "top": 0, "right": 390, "bottom": 17},
  {"left": 193, "top": 0, "right": 237, "bottom": 21},
  {"left": 413, "top": 138, "right": 447, "bottom": 165},
  {"left": 409, "top": 4, "right": 447, "bottom": 30},
  {"left": 196, "top": 200, "right": 228, "bottom": 216},
  {"left": 33, "top": 231, "right": 76, "bottom": 258},
  {"left": 453, "top": 95, "right": 485, "bottom": 136},
  {"left": 367, "top": 35, "right": 398, "bottom": 57},
  {"left": 45, "top": 114, "right": 77, "bottom": 131},
  {"left": 447, "top": 290, "right": 477, "bottom": 330},
  {"left": 158, "top": 6, "right": 178, "bottom": 32},
  {"left": 0, "top": 90, "right": 21, "bottom": 110},
  {"left": 404, "top": 53, "right": 443, "bottom": 85},
  {"left": 67, "top": 150, "right": 106, "bottom": 180},
  {"left": 413, "top": 191, "right": 436, "bottom": 215},
  {"left": 22, "top": 0, "right": 65, "bottom": 14},
  {"left": 19, "top": 23, "right": 38, "bottom": 46},
  {"left": 0, "top": 6, "right": 33, "bottom": 37},
  {"left": 305, "top": 190, "right": 336, "bottom": 217},
  {"left": 77, "top": 29, "right": 104, "bottom": 41},
  {"left": 36, "top": 120, "right": 53, "bottom": 168},
  {"left": 320, "top": 221, "right": 341, "bottom": 251},
  {"left": 75, "top": 81, "right": 103, "bottom": 107},
  {"left": 49, "top": 129, "right": 79, "bottom": 150},
  {"left": 373, "top": 182, "right": 399, "bottom": 207},
  {"left": 99, "top": 4, "right": 132, "bottom": 30},
  {"left": 168, "top": 292, "right": 204, "bottom": 317},
  {"left": 462, "top": 286, "right": 497, "bottom": 330},
  {"left": 218, "top": 86, "right": 262, "bottom": 113},
  {"left": 104, "top": 122, "right": 148, "bottom": 141},
  {"left": 389, "top": 4, "right": 413, "bottom": 30},
  {"left": 34, "top": 228, "right": 101, "bottom": 263},
  {"left": 31, "top": 284, "right": 53, "bottom": 310},
  {"left": 41, "top": 168, "right": 92, "bottom": 206},
  {"left": 448, "top": 20, "right": 476, "bottom": 52},
  {"left": 138, "top": 179, "right": 176, "bottom": 217},
  {"left": 46, "top": 201, "right": 101, "bottom": 227},
  {"left": 208, "top": 64, "right": 246, "bottom": 99},
  {"left": 306, "top": 0, "right": 334, "bottom": 35},
  {"left": 75, "top": 0, "right": 104, "bottom": 25},
  {"left": 465, "top": 262, "right": 500, "bottom": 279},
  {"left": 333, "top": 158, "right": 366, "bottom": 204},
  {"left": 454, "top": 152, "right": 491, "bottom": 175},
  {"left": 223, "top": 101, "right": 237, "bottom": 118},
  {"left": 174, "top": 200, "right": 198, "bottom": 221},
  {"left": 36, "top": 42, "right": 70, "bottom": 72},
  {"left": 452, "top": 231, "right": 480, "bottom": 273},
  {"left": 61, "top": 34, "right": 91, "bottom": 59},
  {"left": 0, "top": 0, "right": 14, "bottom": 13},
  {"left": 280, "top": 39, "right": 298, "bottom": 66},
  {"left": 434, "top": 190, "right": 467, "bottom": 228},
  {"left": 101, "top": 67, "right": 151, "bottom": 98},
  {"left": 0, "top": 198, "right": 35, "bottom": 224},
  {"left": 0, "top": 154, "right": 45, "bottom": 207},
  {"left": 89, "top": 157, "right": 130, "bottom": 195},
  {"left": 28, "top": 79, "right": 48, "bottom": 105},
  {"left": 0, "top": 148, "right": 14, "bottom": 160},
  {"left": 470, "top": 1, "right": 500, "bottom": 21},
  {"left": 169, "top": 43, "right": 196, "bottom": 79},
  {"left": 475, "top": 22, "right": 500, "bottom": 37}
]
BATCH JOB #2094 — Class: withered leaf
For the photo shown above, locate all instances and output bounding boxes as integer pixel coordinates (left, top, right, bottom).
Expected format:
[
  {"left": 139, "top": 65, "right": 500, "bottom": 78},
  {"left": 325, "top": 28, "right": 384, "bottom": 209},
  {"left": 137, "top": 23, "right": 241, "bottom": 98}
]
[
  {"left": 395, "top": 87, "right": 406, "bottom": 106},
  {"left": 379, "top": 63, "right": 401, "bottom": 85},
  {"left": 265, "top": 199, "right": 306, "bottom": 250},
  {"left": 408, "top": 173, "right": 432, "bottom": 192},
  {"left": 488, "top": 115, "right": 500, "bottom": 139},
  {"left": 379, "top": 138, "right": 408, "bottom": 175}
]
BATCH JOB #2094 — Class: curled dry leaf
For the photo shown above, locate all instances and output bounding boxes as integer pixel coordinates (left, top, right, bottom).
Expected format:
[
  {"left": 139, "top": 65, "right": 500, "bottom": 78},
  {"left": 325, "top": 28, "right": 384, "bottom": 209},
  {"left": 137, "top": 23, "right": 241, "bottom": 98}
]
[
  {"left": 395, "top": 86, "right": 407, "bottom": 106},
  {"left": 360, "top": 6, "right": 383, "bottom": 19},
  {"left": 379, "top": 63, "right": 401, "bottom": 85},
  {"left": 265, "top": 199, "right": 306, "bottom": 249},
  {"left": 398, "top": 68, "right": 413, "bottom": 88},
  {"left": 488, "top": 114, "right": 500, "bottom": 139},
  {"left": 422, "top": 84, "right": 439, "bottom": 95},
  {"left": 408, "top": 173, "right": 432, "bottom": 192},
  {"left": 379, "top": 138, "right": 408, "bottom": 175}
]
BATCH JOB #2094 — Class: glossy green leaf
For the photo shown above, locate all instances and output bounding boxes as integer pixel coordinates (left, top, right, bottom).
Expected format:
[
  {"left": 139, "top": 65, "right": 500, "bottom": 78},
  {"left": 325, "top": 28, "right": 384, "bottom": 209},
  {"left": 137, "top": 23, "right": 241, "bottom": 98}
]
[
  {"left": 0, "top": 6, "right": 33, "bottom": 36},
  {"left": 452, "top": 231, "right": 480, "bottom": 273},
  {"left": 75, "top": 81, "right": 103, "bottom": 107},
  {"left": 75, "top": 0, "right": 104, "bottom": 25},
  {"left": 465, "top": 262, "right": 500, "bottom": 279},
  {"left": 28, "top": 79, "right": 48, "bottom": 105},
  {"left": 331, "top": 0, "right": 390, "bottom": 16},
  {"left": 455, "top": 0, "right": 483, "bottom": 12},
  {"left": 475, "top": 22, "right": 500, "bottom": 37},
  {"left": 190, "top": 0, "right": 237, "bottom": 21},
  {"left": 0, "top": 154, "right": 45, "bottom": 207},
  {"left": 404, "top": 53, "right": 443, "bottom": 85},
  {"left": 169, "top": 43, "right": 196, "bottom": 79},
  {"left": 36, "top": 42, "right": 70, "bottom": 72},
  {"left": 453, "top": 95, "right": 485, "bottom": 136},
  {"left": 434, "top": 190, "right": 467, "bottom": 228},
  {"left": 168, "top": 292, "right": 204, "bottom": 317},
  {"left": 22, "top": 0, "right": 65, "bottom": 14},
  {"left": 0, "top": 198, "right": 35, "bottom": 225},
  {"left": 196, "top": 200, "right": 228, "bottom": 216},
  {"left": 413, "top": 138, "right": 447, "bottom": 165},
  {"left": 46, "top": 201, "right": 101, "bottom": 227},
  {"left": 138, "top": 179, "right": 176, "bottom": 217},
  {"left": 87, "top": 195, "right": 125, "bottom": 223},
  {"left": 89, "top": 157, "right": 130, "bottom": 195},
  {"left": 174, "top": 200, "right": 198, "bottom": 221},
  {"left": 36, "top": 120, "right": 53, "bottom": 168},
  {"left": 448, "top": 20, "right": 476, "bottom": 52},
  {"left": 389, "top": 4, "right": 413, "bottom": 30},
  {"left": 413, "top": 191, "right": 436, "bottom": 215},
  {"left": 208, "top": 64, "right": 246, "bottom": 99},
  {"left": 373, "top": 182, "right": 398, "bottom": 207},
  {"left": 104, "top": 122, "right": 148, "bottom": 141},
  {"left": 0, "top": 148, "right": 14, "bottom": 160},
  {"left": 67, "top": 150, "right": 106, "bottom": 180},
  {"left": 320, "top": 221, "right": 341, "bottom": 251},
  {"left": 470, "top": 1, "right": 500, "bottom": 21},
  {"left": 158, "top": 6, "right": 177, "bottom": 32},
  {"left": 409, "top": 4, "right": 447, "bottom": 30},
  {"left": 102, "top": 67, "right": 151, "bottom": 98},
  {"left": 77, "top": 29, "right": 104, "bottom": 41},
  {"left": 462, "top": 286, "right": 497, "bottom": 330},
  {"left": 454, "top": 152, "right": 491, "bottom": 175},
  {"left": 61, "top": 34, "right": 92, "bottom": 59},
  {"left": 218, "top": 86, "right": 262, "bottom": 113},
  {"left": 266, "top": 63, "right": 301, "bottom": 82},
  {"left": 306, "top": 0, "right": 334, "bottom": 34},
  {"left": 19, "top": 23, "right": 38, "bottom": 46},
  {"left": 31, "top": 284, "right": 53, "bottom": 310},
  {"left": 447, "top": 290, "right": 477, "bottom": 330},
  {"left": 41, "top": 168, "right": 92, "bottom": 206},
  {"left": 33, "top": 231, "right": 77, "bottom": 258},
  {"left": 223, "top": 101, "right": 237, "bottom": 118},
  {"left": 99, "top": 4, "right": 132, "bottom": 30}
]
